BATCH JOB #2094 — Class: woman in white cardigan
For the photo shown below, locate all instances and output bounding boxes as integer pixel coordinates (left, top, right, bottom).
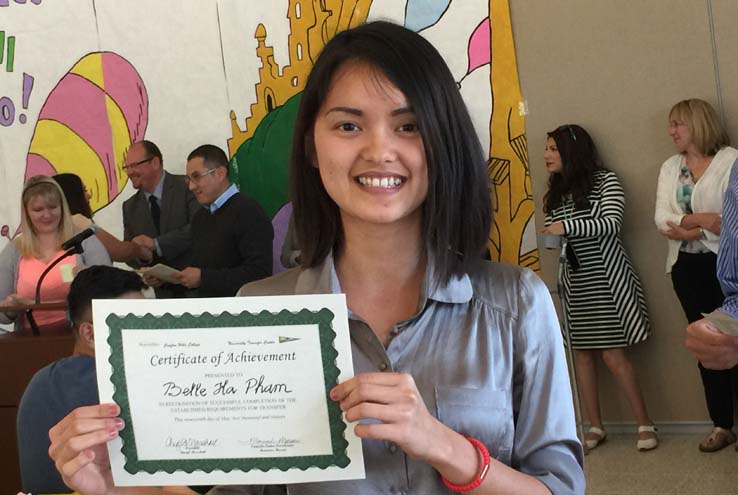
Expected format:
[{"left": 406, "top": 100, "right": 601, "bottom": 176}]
[{"left": 655, "top": 98, "right": 738, "bottom": 452}]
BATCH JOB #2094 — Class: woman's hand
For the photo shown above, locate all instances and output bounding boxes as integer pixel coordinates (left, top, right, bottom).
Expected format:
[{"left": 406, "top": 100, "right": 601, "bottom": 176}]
[
  {"left": 330, "top": 372, "right": 448, "bottom": 462},
  {"left": 48, "top": 403, "right": 123, "bottom": 494},
  {"left": 1, "top": 293, "right": 33, "bottom": 309},
  {"left": 681, "top": 213, "right": 721, "bottom": 235},
  {"left": 660, "top": 221, "right": 702, "bottom": 241},
  {"left": 134, "top": 243, "right": 154, "bottom": 265},
  {"left": 702, "top": 214, "right": 721, "bottom": 235},
  {"left": 539, "top": 222, "right": 565, "bottom": 236}
]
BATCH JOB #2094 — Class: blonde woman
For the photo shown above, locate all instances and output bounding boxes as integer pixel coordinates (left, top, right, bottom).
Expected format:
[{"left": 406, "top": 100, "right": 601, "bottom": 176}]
[
  {"left": 0, "top": 175, "right": 110, "bottom": 331},
  {"left": 655, "top": 98, "right": 738, "bottom": 452}
]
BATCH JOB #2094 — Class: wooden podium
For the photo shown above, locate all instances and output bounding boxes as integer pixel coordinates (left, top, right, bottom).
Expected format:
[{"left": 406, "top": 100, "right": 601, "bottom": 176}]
[{"left": 0, "top": 302, "right": 74, "bottom": 489}]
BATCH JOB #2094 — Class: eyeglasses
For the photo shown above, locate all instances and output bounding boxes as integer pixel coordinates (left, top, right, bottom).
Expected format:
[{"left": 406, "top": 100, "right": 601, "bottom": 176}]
[
  {"left": 123, "top": 157, "right": 154, "bottom": 171},
  {"left": 185, "top": 168, "right": 217, "bottom": 185}
]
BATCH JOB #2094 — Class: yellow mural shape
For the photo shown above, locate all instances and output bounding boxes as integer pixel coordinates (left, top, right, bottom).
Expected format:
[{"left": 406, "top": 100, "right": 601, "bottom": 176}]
[
  {"left": 29, "top": 120, "right": 110, "bottom": 207},
  {"left": 69, "top": 53, "right": 106, "bottom": 89},
  {"left": 228, "top": 0, "right": 372, "bottom": 157},
  {"left": 488, "top": 0, "right": 539, "bottom": 271}
]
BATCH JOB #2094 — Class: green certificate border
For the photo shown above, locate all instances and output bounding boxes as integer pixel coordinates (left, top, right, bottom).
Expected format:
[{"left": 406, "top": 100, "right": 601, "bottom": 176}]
[{"left": 105, "top": 308, "right": 350, "bottom": 474}]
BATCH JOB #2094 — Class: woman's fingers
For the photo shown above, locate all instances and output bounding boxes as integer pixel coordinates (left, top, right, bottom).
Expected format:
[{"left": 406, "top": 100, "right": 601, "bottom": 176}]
[
  {"left": 49, "top": 404, "right": 120, "bottom": 464},
  {"left": 57, "top": 448, "right": 97, "bottom": 480},
  {"left": 331, "top": 372, "right": 414, "bottom": 400},
  {"left": 343, "top": 398, "right": 414, "bottom": 423},
  {"left": 51, "top": 404, "right": 119, "bottom": 436}
]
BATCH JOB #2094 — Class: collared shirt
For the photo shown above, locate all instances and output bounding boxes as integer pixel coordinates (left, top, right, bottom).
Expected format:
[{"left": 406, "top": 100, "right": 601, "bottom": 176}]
[
  {"left": 144, "top": 172, "right": 166, "bottom": 256},
  {"left": 233, "top": 255, "right": 585, "bottom": 495},
  {"left": 143, "top": 172, "right": 165, "bottom": 204},
  {"left": 718, "top": 159, "right": 738, "bottom": 317},
  {"left": 209, "top": 183, "right": 239, "bottom": 214}
]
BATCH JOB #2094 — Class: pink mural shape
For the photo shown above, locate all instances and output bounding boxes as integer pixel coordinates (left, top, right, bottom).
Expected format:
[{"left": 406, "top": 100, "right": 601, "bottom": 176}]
[
  {"left": 467, "top": 18, "right": 491, "bottom": 75},
  {"left": 101, "top": 53, "right": 149, "bottom": 143},
  {"left": 37, "top": 73, "right": 115, "bottom": 181},
  {"left": 25, "top": 51, "right": 148, "bottom": 205},
  {"left": 25, "top": 153, "right": 56, "bottom": 177}
]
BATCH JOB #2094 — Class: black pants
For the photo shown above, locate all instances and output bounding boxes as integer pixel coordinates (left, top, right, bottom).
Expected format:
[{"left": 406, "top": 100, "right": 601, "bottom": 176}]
[{"left": 672, "top": 251, "right": 738, "bottom": 429}]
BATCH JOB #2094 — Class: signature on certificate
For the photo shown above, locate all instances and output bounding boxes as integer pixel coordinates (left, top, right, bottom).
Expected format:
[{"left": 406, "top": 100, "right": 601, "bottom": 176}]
[
  {"left": 241, "top": 437, "right": 302, "bottom": 452},
  {"left": 165, "top": 436, "right": 219, "bottom": 450}
]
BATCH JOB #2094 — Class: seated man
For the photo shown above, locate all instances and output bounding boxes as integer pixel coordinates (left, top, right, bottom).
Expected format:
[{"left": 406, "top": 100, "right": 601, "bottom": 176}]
[
  {"left": 16, "top": 266, "right": 146, "bottom": 494},
  {"left": 164, "top": 144, "right": 273, "bottom": 297}
]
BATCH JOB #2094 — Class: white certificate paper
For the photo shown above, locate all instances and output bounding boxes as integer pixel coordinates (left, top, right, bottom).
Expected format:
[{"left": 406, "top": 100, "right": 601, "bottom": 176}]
[{"left": 93, "top": 295, "right": 364, "bottom": 486}]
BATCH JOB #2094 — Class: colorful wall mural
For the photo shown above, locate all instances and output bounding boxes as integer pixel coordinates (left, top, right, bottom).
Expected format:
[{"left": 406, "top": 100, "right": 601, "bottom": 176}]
[{"left": 0, "top": 0, "right": 538, "bottom": 272}]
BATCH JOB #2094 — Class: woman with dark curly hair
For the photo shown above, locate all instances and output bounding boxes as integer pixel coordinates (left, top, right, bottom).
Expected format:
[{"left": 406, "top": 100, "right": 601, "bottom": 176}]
[
  {"left": 52, "top": 173, "right": 153, "bottom": 265},
  {"left": 541, "top": 124, "right": 655, "bottom": 451}
]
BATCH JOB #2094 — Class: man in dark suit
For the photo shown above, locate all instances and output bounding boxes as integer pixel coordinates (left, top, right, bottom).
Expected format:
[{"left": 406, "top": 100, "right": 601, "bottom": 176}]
[{"left": 122, "top": 140, "right": 199, "bottom": 297}]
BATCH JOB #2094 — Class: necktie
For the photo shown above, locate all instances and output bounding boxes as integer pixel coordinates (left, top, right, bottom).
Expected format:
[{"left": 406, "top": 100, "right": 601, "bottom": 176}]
[{"left": 148, "top": 195, "right": 161, "bottom": 235}]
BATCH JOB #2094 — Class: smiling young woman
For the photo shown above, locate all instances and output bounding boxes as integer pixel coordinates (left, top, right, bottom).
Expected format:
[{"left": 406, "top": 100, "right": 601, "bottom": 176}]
[{"left": 46, "top": 21, "right": 585, "bottom": 495}]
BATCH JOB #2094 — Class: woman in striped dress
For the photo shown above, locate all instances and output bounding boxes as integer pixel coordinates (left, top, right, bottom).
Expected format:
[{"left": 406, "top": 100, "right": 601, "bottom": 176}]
[{"left": 541, "top": 124, "right": 656, "bottom": 451}]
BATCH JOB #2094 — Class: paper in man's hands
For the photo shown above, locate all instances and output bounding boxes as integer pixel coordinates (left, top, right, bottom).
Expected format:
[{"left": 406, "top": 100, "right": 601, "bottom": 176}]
[
  {"left": 139, "top": 263, "right": 182, "bottom": 285},
  {"left": 702, "top": 311, "right": 738, "bottom": 337}
]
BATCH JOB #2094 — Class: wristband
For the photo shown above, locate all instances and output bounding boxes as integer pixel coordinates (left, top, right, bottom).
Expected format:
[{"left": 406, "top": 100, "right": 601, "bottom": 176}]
[{"left": 440, "top": 437, "right": 491, "bottom": 493}]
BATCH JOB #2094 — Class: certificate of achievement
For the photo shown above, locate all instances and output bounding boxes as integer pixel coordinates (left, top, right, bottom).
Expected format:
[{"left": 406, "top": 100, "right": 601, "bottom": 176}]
[{"left": 93, "top": 294, "right": 364, "bottom": 486}]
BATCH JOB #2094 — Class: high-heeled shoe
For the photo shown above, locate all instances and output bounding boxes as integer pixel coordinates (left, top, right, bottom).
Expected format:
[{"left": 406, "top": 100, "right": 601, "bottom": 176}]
[
  {"left": 637, "top": 425, "right": 658, "bottom": 451},
  {"left": 585, "top": 426, "right": 607, "bottom": 450}
]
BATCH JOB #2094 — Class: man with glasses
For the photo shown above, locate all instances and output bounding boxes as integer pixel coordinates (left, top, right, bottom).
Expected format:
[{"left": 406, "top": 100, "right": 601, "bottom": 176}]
[
  {"left": 122, "top": 140, "right": 199, "bottom": 297},
  {"left": 153, "top": 144, "right": 273, "bottom": 297}
]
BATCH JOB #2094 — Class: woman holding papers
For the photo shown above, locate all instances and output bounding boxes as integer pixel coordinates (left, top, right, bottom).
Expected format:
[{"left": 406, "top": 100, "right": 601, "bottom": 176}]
[
  {"left": 48, "top": 22, "right": 584, "bottom": 495},
  {"left": 0, "top": 175, "right": 110, "bottom": 331},
  {"left": 655, "top": 98, "right": 738, "bottom": 452}
]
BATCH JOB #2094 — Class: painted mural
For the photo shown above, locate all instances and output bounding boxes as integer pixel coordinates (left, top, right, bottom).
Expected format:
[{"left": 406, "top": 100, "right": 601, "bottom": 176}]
[{"left": 0, "top": 0, "right": 538, "bottom": 273}]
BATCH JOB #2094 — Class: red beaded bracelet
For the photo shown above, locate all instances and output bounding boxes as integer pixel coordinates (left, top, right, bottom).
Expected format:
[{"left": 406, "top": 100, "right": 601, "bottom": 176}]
[{"left": 440, "top": 436, "right": 491, "bottom": 493}]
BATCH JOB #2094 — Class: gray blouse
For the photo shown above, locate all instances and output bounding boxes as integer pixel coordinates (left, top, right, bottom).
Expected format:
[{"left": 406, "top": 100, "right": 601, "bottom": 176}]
[
  {"left": 231, "top": 255, "right": 585, "bottom": 495},
  {"left": 0, "top": 235, "right": 111, "bottom": 329}
]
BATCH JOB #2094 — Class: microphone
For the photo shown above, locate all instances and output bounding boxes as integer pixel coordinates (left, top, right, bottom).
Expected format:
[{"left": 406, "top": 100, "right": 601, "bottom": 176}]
[
  {"left": 27, "top": 225, "right": 98, "bottom": 335},
  {"left": 61, "top": 225, "right": 98, "bottom": 251}
]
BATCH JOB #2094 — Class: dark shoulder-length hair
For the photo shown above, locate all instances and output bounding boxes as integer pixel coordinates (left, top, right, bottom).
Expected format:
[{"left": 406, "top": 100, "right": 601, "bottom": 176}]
[
  {"left": 52, "top": 173, "right": 93, "bottom": 218},
  {"left": 290, "top": 21, "right": 491, "bottom": 282},
  {"left": 543, "top": 124, "right": 605, "bottom": 213}
]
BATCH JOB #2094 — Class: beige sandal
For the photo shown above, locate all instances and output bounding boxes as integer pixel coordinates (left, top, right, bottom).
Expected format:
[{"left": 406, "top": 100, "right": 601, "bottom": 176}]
[
  {"left": 699, "top": 427, "right": 736, "bottom": 452},
  {"left": 637, "top": 425, "right": 658, "bottom": 451},
  {"left": 585, "top": 426, "right": 607, "bottom": 450}
]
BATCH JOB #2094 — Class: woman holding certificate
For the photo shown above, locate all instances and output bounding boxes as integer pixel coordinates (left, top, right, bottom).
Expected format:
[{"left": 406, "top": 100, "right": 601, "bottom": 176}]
[{"left": 48, "top": 21, "right": 584, "bottom": 495}]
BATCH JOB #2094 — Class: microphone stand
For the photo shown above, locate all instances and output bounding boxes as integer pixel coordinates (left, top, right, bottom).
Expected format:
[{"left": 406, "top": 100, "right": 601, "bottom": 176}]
[
  {"left": 26, "top": 243, "right": 81, "bottom": 336},
  {"left": 557, "top": 238, "right": 588, "bottom": 453}
]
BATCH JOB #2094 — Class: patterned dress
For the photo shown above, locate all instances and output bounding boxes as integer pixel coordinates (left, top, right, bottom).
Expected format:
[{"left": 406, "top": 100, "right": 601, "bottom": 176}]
[{"left": 545, "top": 170, "right": 650, "bottom": 349}]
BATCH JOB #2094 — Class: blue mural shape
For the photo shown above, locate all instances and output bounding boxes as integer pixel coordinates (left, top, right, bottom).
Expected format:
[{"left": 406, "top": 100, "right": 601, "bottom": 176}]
[{"left": 404, "top": 0, "right": 451, "bottom": 32}]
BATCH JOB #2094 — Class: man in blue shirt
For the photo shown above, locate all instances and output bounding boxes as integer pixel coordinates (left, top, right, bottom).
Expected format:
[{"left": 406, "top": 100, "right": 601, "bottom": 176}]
[
  {"left": 150, "top": 144, "right": 273, "bottom": 297},
  {"left": 16, "top": 266, "right": 146, "bottom": 494},
  {"left": 686, "top": 160, "right": 738, "bottom": 370}
]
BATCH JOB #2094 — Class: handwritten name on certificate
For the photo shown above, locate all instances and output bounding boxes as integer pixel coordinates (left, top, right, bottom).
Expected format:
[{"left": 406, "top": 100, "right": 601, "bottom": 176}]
[{"left": 93, "top": 294, "right": 365, "bottom": 486}]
